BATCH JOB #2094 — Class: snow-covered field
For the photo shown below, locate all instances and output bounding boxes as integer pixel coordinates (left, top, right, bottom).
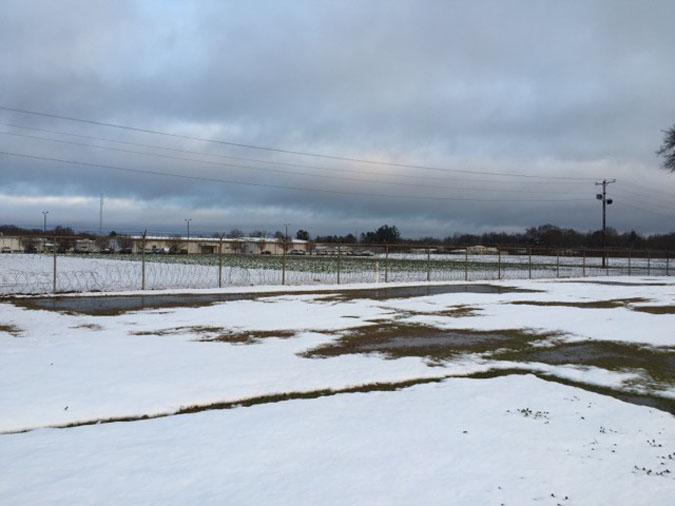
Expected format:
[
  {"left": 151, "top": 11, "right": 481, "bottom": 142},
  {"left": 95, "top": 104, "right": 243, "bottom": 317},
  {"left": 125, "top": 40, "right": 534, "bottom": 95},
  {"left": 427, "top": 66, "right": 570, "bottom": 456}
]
[{"left": 1, "top": 277, "right": 673, "bottom": 504}]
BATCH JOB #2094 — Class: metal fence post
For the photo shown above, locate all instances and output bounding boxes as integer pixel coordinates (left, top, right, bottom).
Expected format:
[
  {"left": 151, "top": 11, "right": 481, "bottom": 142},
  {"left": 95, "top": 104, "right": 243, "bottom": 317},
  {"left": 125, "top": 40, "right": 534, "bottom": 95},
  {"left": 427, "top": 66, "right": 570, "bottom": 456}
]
[
  {"left": 52, "top": 236, "right": 57, "bottom": 294},
  {"left": 628, "top": 249, "right": 632, "bottom": 276},
  {"left": 385, "top": 244, "right": 389, "bottom": 283},
  {"left": 218, "top": 236, "right": 223, "bottom": 288},
  {"left": 282, "top": 242, "right": 287, "bottom": 286},
  {"left": 426, "top": 246, "right": 431, "bottom": 282},
  {"left": 141, "top": 233, "right": 146, "bottom": 290},
  {"left": 582, "top": 250, "right": 586, "bottom": 277},
  {"left": 337, "top": 244, "right": 341, "bottom": 285},
  {"left": 464, "top": 248, "right": 468, "bottom": 281},
  {"left": 666, "top": 255, "right": 670, "bottom": 276},
  {"left": 497, "top": 248, "right": 501, "bottom": 280},
  {"left": 647, "top": 252, "right": 651, "bottom": 276},
  {"left": 556, "top": 249, "right": 560, "bottom": 278},
  {"left": 528, "top": 247, "right": 532, "bottom": 279}
]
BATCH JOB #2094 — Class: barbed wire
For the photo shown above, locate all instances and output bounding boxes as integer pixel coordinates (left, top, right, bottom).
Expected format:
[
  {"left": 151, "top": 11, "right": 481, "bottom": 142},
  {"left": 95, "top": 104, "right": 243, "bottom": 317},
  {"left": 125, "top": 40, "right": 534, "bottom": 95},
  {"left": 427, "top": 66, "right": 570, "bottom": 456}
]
[{"left": 0, "top": 251, "right": 669, "bottom": 295}]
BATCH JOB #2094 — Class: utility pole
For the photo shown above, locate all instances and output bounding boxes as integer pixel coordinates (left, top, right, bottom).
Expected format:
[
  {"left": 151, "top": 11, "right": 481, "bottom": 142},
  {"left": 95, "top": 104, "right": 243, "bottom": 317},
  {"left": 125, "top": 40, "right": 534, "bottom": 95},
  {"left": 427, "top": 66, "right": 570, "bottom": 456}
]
[
  {"left": 42, "top": 211, "right": 48, "bottom": 233},
  {"left": 185, "top": 218, "right": 192, "bottom": 240},
  {"left": 595, "top": 179, "right": 615, "bottom": 268},
  {"left": 99, "top": 193, "right": 104, "bottom": 236}
]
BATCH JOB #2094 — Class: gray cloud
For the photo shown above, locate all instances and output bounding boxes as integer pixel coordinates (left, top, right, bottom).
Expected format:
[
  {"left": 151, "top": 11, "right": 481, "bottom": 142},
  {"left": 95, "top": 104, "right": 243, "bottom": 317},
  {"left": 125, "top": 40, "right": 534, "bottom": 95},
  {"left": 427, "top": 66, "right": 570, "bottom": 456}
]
[{"left": 1, "top": 0, "right": 674, "bottom": 238}]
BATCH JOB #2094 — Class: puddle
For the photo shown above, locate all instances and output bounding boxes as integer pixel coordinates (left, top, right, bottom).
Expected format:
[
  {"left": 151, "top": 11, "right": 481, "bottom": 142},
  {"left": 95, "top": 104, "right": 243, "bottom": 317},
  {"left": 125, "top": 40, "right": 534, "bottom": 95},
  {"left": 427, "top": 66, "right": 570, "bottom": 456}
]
[
  {"left": 509, "top": 298, "right": 648, "bottom": 309},
  {"left": 9, "top": 293, "right": 271, "bottom": 316},
  {"left": 8, "top": 284, "right": 538, "bottom": 316},
  {"left": 323, "top": 284, "right": 539, "bottom": 303},
  {"left": 302, "top": 323, "right": 554, "bottom": 363}
]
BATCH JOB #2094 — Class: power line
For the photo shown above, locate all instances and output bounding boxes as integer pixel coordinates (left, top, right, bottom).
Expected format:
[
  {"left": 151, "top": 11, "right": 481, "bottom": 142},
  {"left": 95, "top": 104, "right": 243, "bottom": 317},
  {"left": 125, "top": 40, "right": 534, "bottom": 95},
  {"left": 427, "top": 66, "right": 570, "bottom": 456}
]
[
  {"left": 0, "top": 130, "right": 587, "bottom": 196},
  {"left": 0, "top": 150, "right": 594, "bottom": 203},
  {"left": 619, "top": 201, "right": 675, "bottom": 219},
  {"left": 0, "top": 105, "right": 598, "bottom": 181},
  {"left": 0, "top": 121, "right": 588, "bottom": 187}
]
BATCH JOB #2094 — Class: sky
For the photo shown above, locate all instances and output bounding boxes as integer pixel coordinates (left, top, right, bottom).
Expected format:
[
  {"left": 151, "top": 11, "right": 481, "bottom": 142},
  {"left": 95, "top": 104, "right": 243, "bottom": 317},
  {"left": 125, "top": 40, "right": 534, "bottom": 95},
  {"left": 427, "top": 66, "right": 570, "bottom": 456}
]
[{"left": 1, "top": 0, "right": 674, "bottom": 239}]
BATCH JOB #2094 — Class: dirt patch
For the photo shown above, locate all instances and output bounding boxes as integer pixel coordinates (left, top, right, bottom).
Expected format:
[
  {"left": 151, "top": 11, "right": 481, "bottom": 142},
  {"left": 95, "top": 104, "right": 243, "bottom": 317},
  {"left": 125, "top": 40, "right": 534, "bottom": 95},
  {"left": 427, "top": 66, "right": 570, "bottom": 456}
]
[
  {"left": 133, "top": 325, "right": 295, "bottom": 344},
  {"left": 389, "top": 305, "right": 483, "bottom": 318},
  {"left": 198, "top": 329, "right": 296, "bottom": 344},
  {"left": 509, "top": 297, "right": 649, "bottom": 309},
  {"left": 71, "top": 323, "right": 103, "bottom": 330},
  {"left": 0, "top": 324, "right": 22, "bottom": 337},
  {"left": 631, "top": 305, "right": 675, "bottom": 315},
  {"left": 301, "top": 323, "right": 555, "bottom": 364},
  {"left": 493, "top": 341, "right": 675, "bottom": 387}
]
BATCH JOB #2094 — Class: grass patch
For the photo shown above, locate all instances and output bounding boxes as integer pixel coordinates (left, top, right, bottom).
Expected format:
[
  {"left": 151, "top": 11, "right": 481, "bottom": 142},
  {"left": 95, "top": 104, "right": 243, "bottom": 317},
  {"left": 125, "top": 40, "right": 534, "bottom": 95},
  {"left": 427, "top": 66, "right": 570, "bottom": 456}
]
[
  {"left": 301, "top": 323, "right": 554, "bottom": 363},
  {"left": 133, "top": 325, "right": 295, "bottom": 344},
  {"left": 509, "top": 297, "right": 649, "bottom": 309},
  {"left": 631, "top": 305, "right": 675, "bottom": 315},
  {"left": 0, "top": 324, "right": 22, "bottom": 337},
  {"left": 493, "top": 341, "right": 675, "bottom": 387},
  {"left": 71, "top": 323, "right": 103, "bottom": 330}
]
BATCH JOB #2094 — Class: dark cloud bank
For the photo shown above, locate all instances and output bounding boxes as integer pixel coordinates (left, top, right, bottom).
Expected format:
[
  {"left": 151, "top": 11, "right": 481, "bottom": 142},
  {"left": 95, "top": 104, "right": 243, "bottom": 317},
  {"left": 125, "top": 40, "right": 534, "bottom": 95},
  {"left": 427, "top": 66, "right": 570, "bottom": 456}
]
[{"left": 1, "top": 0, "right": 674, "bottom": 238}]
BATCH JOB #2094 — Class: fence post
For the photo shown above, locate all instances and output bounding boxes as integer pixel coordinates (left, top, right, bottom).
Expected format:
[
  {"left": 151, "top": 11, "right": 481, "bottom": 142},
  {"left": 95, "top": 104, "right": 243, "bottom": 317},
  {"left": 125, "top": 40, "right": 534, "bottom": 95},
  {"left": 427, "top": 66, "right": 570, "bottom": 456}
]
[
  {"left": 218, "top": 236, "right": 223, "bottom": 288},
  {"left": 141, "top": 232, "right": 146, "bottom": 290},
  {"left": 666, "top": 255, "right": 670, "bottom": 276},
  {"left": 647, "top": 252, "right": 651, "bottom": 276},
  {"left": 282, "top": 240, "right": 287, "bottom": 286},
  {"left": 605, "top": 249, "right": 609, "bottom": 276},
  {"left": 52, "top": 236, "right": 57, "bottom": 294},
  {"left": 385, "top": 243, "right": 389, "bottom": 283},
  {"left": 426, "top": 246, "right": 431, "bottom": 282},
  {"left": 528, "top": 248, "right": 532, "bottom": 279},
  {"left": 497, "top": 248, "right": 501, "bottom": 280},
  {"left": 582, "top": 250, "right": 586, "bottom": 277},
  {"left": 337, "top": 244, "right": 341, "bottom": 285},
  {"left": 464, "top": 248, "right": 468, "bottom": 281},
  {"left": 556, "top": 249, "right": 560, "bottom": 278},
  {"left": 628, "top": 249, "right": 632, "bottom": 276}
]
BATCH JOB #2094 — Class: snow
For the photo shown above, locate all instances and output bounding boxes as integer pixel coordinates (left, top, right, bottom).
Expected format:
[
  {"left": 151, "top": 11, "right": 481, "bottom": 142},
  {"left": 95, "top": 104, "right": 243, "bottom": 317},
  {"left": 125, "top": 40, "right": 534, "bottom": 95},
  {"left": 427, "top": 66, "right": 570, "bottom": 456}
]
[
  {"left": 1, "top": 375, "right": 673, "bottom": 506},
  {"left": 0, "top": 277, "right": 673, "bottom": 504}
]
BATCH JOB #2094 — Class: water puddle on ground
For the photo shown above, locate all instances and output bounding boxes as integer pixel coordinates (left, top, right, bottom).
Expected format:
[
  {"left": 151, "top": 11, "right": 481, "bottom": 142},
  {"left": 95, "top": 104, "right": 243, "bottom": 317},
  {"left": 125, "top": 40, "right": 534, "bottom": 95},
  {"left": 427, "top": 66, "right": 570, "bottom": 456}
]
[
  {"left": 301, "top": 323, "right": 554, "bottom": 363},
  {"left": 7, "top": 284, "right": 537, "bottom": 315}
]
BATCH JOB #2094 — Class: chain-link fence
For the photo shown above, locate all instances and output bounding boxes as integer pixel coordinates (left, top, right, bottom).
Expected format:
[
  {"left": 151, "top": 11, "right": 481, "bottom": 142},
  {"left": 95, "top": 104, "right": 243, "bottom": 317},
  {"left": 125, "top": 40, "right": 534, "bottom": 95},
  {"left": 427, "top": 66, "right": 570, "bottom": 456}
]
[{"left": 0, "top": 235, "right": 671, "bottom": 295}]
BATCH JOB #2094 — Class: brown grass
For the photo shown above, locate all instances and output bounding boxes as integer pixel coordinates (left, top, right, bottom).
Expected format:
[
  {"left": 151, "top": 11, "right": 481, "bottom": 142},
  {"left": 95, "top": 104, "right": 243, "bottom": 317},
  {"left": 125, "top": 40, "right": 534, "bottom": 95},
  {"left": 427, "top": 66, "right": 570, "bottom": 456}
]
[
  {"left": 509, "top": 297, "right": 648, "bottom": 309},
  {"left": 631, "top": 305, "right": 675, "bottom": 315},
  {"left": 71, "top": 323, "right": 103, "bottom": 330},
  {"left": 133, "top": 325, "right": 295, "bottom": 344},
  {"left": 0, "top": 324, "right": 22, "bottom": 337},
  {"left": 301, "top": 323, "right": 555, "bottom": 363}
]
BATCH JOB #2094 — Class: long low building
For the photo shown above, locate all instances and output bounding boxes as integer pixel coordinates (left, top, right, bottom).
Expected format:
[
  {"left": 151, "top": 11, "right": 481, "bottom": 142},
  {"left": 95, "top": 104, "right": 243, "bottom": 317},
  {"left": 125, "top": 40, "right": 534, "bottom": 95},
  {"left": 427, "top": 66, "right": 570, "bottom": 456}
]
[
  {"left": 127, "top": 236, "right": 309, "bottom": 255},
  {"left": 0, "top": 235, "right": 310, "bottom": 255}
]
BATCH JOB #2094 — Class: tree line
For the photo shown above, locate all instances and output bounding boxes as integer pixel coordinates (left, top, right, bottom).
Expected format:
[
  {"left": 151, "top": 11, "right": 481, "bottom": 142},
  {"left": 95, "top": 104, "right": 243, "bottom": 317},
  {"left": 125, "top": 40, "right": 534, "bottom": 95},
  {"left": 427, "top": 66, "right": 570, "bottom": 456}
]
[{"left": 2, "top": 223, "right": 674, "bottom": 250}]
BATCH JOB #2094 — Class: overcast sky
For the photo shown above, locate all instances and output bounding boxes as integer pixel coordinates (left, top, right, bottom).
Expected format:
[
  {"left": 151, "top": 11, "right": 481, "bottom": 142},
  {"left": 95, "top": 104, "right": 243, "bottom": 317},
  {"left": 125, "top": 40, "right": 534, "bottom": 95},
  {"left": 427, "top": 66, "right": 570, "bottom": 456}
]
[{"left": 1, "top": 0, "right": 674, "bottom": 238}]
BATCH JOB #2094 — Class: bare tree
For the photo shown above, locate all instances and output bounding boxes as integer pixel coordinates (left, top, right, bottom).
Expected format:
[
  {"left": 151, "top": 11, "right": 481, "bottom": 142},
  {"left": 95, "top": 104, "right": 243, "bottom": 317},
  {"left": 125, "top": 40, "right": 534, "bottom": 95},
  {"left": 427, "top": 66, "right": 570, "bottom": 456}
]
[{"left": 657, "top": 125, "right": 675, "bottom": 172}]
